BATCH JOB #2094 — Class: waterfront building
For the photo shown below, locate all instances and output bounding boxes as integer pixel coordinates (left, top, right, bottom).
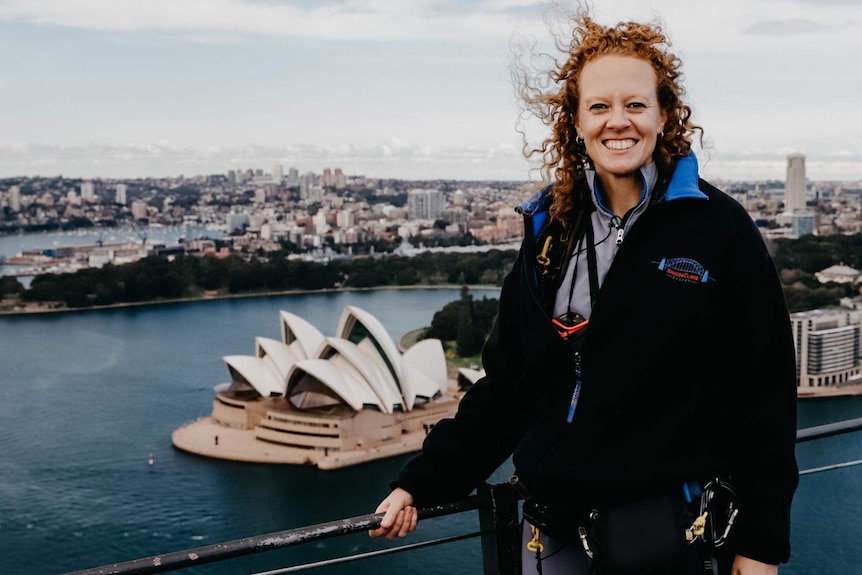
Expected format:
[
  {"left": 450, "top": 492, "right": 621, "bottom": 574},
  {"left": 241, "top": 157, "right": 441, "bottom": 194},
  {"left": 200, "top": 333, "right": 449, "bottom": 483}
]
[
  {"left": 130, "top": 199, "right": 148, "bottom": 220},
  {"left": 792, "top": 308, "right": 862, "bottom": 396},
  {"left": 172, "top": 305, "right": 474, "bottom": 468}
]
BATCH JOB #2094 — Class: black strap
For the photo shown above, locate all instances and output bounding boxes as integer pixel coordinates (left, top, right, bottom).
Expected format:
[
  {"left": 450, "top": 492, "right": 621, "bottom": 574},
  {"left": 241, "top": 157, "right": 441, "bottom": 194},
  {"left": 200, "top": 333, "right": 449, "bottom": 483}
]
[{"left": 585, "top": 219, "right": 599, "bottom": 307}]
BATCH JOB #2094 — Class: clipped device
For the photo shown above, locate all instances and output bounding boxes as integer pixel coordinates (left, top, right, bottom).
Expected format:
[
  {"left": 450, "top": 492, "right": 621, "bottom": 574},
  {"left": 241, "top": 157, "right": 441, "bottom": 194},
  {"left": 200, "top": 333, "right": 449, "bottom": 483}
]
[{"left": 551, "top": 313, "right": 589, "bottom": 340}]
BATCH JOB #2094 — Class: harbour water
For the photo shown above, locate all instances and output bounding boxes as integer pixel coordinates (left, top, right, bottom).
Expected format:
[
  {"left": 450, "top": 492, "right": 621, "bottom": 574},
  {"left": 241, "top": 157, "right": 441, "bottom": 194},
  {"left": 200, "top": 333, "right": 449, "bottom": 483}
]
[
  {"left": 0, "top": 288, "right": 860, "bottom": 575},
  {"left": 0, "top": 227, "right": 220, "bottom": 259}
]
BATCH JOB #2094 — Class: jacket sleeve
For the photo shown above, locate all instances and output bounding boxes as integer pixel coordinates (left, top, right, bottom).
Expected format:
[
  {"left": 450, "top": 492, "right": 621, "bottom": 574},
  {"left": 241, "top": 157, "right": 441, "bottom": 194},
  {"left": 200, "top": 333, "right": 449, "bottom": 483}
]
[
  {"left": 724, "top": 220, "right": 799, "bottom": 565},
  {"left": 390, "top": 250, "right": 536, "bottom": 505}
]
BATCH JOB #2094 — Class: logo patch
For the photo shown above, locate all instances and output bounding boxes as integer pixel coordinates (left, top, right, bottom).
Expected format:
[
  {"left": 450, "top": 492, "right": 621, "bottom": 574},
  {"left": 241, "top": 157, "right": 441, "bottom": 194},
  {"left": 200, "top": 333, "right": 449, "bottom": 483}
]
[{"left": 655, "top": 257, "right": 715, "bottom": 284}]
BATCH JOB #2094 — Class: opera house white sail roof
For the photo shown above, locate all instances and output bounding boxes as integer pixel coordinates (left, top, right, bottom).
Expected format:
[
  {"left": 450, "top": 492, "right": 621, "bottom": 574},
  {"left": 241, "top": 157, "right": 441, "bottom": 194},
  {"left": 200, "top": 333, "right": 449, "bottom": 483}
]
[
  {"left": 222, "top": 305, "right": 449, "bottom": 414},
  {"left": 173, "top": 304, "right": 474, "bottom": 469}
]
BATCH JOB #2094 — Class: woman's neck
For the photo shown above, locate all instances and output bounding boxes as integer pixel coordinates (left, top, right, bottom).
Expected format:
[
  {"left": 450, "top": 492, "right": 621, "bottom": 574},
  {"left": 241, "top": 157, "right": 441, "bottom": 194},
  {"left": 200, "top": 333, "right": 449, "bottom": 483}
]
[{"left": 597, "top": 173, "right": 642, "bottom": 218}]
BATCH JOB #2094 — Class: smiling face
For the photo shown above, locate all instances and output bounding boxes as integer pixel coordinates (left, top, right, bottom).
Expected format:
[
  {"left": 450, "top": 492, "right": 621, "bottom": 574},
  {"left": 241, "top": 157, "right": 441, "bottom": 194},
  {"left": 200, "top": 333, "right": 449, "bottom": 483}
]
[{"left": 575, "top": 55, "right": 667, "bottom": 185}]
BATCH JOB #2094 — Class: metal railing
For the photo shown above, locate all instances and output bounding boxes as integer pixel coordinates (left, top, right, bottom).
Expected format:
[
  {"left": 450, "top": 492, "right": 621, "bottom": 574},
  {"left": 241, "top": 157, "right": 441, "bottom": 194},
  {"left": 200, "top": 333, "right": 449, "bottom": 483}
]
[{"left": 60, "top": 417, "right": 862, "bottom": 575}]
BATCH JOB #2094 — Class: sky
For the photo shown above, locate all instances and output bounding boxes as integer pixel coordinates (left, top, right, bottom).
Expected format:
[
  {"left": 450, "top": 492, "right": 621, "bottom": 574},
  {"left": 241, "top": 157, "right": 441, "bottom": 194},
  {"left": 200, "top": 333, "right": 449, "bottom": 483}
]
[{"left": 0, "top": 0, "right": 860, "bottom": 183}]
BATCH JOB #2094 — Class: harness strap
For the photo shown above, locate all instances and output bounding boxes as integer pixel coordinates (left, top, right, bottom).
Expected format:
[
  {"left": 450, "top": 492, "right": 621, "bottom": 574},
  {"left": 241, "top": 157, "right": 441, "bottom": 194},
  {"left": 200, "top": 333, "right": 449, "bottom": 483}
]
[
  {"left": 527, "top": 524, "right": 544, "bottom": 575},
  {"left": 584, "top": 217, "right": 599, "bottom": 307}
]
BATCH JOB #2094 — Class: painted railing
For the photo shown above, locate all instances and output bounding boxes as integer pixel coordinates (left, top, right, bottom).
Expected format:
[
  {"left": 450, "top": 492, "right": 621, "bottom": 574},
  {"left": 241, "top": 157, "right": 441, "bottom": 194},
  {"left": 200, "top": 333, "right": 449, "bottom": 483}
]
[{"left": 60, "top": 417, "right": 862, "bottom": 575}]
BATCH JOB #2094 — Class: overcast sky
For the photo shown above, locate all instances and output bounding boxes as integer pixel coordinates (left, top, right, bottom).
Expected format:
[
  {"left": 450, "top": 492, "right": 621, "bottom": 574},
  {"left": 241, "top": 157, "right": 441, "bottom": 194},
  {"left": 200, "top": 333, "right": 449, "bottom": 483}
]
[{"left": 0, "top": 0, "right": 859, "bottom": 182}]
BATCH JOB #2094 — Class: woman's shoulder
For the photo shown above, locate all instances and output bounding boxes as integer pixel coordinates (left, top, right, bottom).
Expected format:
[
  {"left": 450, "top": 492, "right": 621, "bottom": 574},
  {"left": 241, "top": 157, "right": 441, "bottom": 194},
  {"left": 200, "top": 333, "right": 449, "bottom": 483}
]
[
  {"left": 515, "top": 183, "right": 554, "bottom": 216},
  {"left": 697, "top": 178, "right": 770, "bottom": 248}
]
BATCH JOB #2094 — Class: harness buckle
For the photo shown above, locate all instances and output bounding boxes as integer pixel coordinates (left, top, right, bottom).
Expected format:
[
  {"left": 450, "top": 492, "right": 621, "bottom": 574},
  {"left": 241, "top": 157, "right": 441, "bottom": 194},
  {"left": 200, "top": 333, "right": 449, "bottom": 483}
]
[{"left": 527, "top": 524, "right": 545, "bottom": 553}]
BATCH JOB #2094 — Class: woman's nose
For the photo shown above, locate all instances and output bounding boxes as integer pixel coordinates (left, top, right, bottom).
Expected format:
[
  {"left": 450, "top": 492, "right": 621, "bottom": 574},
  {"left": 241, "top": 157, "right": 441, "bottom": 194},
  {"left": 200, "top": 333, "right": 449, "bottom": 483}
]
[{"left": 607, "top": 107, "right": 631, "bottom": 129}]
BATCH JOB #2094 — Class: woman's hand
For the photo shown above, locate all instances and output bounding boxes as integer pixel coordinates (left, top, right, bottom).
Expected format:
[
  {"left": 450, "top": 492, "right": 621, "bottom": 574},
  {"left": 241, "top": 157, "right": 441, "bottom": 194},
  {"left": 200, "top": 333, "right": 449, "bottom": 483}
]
[
  {"left": 732, "top": 555, "right": 779, "bottom": 575},
  {"left": 368, "top": 488, "right": 418, "bottom": 540}
]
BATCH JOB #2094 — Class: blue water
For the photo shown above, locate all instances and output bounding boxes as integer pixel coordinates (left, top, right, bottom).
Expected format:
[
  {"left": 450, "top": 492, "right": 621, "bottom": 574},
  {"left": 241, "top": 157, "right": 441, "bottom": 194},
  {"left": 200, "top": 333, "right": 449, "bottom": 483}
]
[
  {"left": 0, "top": 227, "right": 220, "bottom": 259},
  {"left": 0, "top": 289, "right": 860, "bottom": 575}
]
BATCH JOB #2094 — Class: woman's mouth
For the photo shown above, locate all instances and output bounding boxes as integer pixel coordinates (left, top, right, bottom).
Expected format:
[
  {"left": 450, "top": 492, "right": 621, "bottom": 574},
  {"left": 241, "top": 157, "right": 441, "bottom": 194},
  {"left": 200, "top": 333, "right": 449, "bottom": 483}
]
[{"left": 603, "top": 139, "right": 637, "bottom": 150}]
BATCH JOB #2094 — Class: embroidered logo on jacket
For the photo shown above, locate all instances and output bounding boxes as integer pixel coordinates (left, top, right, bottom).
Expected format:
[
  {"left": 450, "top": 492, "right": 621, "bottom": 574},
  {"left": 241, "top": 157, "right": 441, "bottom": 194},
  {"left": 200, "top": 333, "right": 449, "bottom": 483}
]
[{"left": 656, "top": 257, "right": 715, "bottom": 283}]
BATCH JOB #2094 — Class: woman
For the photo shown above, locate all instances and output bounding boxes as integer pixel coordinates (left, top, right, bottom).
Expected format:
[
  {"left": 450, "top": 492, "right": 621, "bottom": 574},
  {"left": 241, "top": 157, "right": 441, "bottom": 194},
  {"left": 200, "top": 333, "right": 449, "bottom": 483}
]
[{"left": 370, "top": 7, "right": 798, "bottom": 575}]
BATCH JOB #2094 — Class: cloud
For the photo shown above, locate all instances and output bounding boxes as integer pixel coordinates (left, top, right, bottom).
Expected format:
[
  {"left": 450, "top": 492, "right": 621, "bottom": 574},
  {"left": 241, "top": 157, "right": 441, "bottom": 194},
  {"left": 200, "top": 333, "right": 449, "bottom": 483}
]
[
  {"left": 0, "top": 141, "right": 534, "bottom": 181},
  {"left": 2, "top": 141, "right": 860, "bottom": 183},
  {"left": 700, "top": 148, "right": 862, "bottom": 183},
  {"left": 0, "top": 0, "right": 544, "bottom": 42},
  {"left": 744, "top": 18, "right": 845, "bottom": 36}
]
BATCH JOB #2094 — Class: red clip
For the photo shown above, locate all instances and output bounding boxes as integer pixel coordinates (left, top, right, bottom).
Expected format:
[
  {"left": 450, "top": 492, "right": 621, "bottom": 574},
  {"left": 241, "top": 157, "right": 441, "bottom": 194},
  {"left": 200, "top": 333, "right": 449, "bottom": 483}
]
[{"left": 551, "top": 318, "right": 589, "bottom": 339}]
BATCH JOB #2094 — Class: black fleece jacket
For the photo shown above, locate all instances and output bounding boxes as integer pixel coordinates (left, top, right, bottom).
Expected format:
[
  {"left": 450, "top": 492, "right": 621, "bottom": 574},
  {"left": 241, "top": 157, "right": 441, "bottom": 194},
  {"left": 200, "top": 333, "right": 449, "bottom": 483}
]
[{"left": 392, "top": 176, "right": 799, "bottom": 565}]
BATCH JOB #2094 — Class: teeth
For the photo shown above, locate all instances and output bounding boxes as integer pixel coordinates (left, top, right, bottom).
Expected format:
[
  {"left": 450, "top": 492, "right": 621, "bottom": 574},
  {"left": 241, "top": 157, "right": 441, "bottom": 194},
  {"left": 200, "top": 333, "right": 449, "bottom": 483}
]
[{"left": 604, "top": 139, "right": 636, "bottom": 150}]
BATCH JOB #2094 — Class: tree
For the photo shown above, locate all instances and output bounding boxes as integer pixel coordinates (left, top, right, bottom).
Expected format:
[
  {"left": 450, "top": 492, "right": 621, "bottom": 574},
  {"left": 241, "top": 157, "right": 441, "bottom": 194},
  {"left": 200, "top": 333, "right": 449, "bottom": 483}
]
[
  {"left": 455, "top": 306, "right": 484, "bottom": 357},
  {"left": 0, "top": 276, "right": 23, "bottom": 296}
]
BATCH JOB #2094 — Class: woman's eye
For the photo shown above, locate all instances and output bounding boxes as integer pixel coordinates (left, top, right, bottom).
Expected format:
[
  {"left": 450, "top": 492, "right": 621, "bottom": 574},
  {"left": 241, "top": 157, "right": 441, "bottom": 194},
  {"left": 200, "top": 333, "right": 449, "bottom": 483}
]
[
  {"left": 589, "top": 103, "right": 607, "bottom": 111},
  {"left": 628, "top": 102, "right": 646, "bottom": 109}
]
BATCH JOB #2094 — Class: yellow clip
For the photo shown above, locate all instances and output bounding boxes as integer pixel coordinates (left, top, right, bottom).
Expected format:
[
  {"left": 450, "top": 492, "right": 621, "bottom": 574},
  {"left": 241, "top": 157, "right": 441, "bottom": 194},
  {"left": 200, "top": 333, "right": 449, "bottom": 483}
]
[
  {"left": 536, "top": 236, "right": 552, "bottom": 271},
  {"left": 527, "top": 524, "right": 544, "bottom": 553},
  {"left": 686, "top": 512, "right": 709, "bottom": 542}
]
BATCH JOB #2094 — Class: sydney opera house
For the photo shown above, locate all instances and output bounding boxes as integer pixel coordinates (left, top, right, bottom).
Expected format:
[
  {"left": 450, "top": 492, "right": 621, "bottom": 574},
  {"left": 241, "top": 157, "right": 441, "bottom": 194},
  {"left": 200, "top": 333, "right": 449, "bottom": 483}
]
[{"left": 172, "top": 305, "right": 482, "bottom": 469}]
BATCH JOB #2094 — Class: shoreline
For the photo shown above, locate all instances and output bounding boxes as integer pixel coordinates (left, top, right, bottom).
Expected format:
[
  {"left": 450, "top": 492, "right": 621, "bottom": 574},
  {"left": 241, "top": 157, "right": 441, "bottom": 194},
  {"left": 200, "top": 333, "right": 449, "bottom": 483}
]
[
  {"left": 5, "top": 285, "right": 858, "bottom": 401},
  {"left": 0, "top": 283, "right": 502, "bottom": 317}
]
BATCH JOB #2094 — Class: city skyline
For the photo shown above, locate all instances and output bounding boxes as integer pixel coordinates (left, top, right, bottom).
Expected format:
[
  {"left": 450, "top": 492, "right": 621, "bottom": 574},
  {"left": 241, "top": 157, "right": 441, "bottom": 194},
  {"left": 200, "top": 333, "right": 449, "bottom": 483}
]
[{"left": 0, "top": 0, "right": 860, "bottom": 182}]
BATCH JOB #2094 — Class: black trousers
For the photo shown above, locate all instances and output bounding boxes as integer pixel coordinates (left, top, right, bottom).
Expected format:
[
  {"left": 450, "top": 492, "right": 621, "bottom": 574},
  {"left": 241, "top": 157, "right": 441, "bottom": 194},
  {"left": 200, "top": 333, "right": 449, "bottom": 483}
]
[{"left": 521, "top": 519, "right": 733, "bottom": 575}]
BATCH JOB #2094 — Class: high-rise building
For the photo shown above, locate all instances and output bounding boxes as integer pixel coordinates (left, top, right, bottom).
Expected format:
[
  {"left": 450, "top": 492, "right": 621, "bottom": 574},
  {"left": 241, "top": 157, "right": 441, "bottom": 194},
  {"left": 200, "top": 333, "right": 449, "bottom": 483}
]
[
  {"left": 287, "top": 167, "right": 299, "bottom": 186},
  {"left": 334, "top": 168, "right": 346, "bottom": 190},
  {"left": 785, "top": 153, "right": 807, "bottom": 214},
  {"left": 272, "top": 164, "right": 284, "bottom": 184},
  {"left": 115, "top": 184, "right": 127, "bottom": 206},
  {"left": 8, "top": 185, "right": 20, "bottom": 212},
  {"left": 81, "top": 181, "right": 96, "bottom": 203},
  {"left": 408, "top": 188, "right": 445, "bottom": 220}
]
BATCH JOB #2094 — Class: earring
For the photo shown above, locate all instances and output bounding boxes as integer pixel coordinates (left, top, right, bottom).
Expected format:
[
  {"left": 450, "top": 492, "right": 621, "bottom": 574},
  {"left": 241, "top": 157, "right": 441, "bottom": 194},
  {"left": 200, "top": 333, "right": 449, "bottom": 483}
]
[{"left": 576, "top": 135, "right": 584, "bottom": 145}]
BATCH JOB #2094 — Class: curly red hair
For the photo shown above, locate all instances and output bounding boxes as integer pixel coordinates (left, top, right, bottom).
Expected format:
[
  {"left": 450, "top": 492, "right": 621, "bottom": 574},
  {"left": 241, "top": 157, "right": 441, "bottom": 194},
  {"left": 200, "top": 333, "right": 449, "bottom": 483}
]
[{"left": 514, "top": 5, "right": 703, "bottom": 221}]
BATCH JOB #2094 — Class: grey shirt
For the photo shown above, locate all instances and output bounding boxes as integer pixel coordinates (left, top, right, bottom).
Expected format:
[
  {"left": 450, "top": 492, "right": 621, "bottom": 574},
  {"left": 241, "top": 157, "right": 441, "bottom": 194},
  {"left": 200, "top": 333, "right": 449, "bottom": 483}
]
[{"left": 552, "top": 162, "right": 658, "bottom": 320}]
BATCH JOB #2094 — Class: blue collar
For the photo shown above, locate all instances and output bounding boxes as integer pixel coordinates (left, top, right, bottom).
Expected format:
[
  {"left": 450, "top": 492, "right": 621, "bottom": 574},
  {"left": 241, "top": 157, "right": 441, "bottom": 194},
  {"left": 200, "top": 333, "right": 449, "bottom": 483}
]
[
  {"left": 516, "top": 151, "right": 706, "bottom": 222},
  {"left": 662, "top": 152, "right": 706, "bottom": 202}
]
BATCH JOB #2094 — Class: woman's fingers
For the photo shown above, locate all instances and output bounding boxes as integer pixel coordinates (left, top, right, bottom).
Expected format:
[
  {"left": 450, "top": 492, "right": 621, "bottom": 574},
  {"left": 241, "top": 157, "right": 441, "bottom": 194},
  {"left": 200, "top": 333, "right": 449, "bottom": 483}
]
[
  {"left": 399, "top": 506, "right": 418, "bottom": 537},
  {"left": 369, "top": 489, "right": 417, "bottom": 539}
]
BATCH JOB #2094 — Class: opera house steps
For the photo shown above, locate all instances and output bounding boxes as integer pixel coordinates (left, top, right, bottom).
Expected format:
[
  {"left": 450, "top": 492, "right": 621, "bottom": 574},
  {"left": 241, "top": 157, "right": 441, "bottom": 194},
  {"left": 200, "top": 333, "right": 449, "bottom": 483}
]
[{"left": 172, "top": 305, "right": 482, "bottom": 469}]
